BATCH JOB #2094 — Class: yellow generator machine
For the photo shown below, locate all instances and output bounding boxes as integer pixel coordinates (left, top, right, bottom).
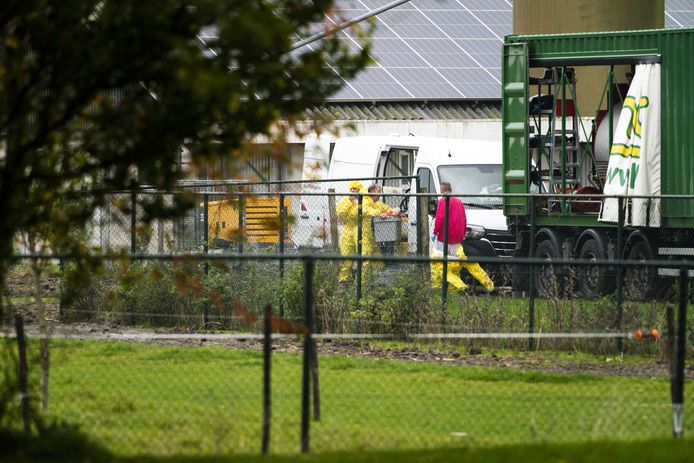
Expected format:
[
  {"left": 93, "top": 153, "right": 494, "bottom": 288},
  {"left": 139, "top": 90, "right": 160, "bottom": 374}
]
[{"left": 207, "top": 196, "right": 290, "bottom": 248}]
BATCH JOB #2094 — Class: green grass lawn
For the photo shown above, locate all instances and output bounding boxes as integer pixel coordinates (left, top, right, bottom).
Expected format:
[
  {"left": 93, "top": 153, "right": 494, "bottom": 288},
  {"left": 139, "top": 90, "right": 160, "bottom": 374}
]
[
  {"left": 38, "top": 339, "right": 692, "bottom": 457},
  {"left": 127, "top": 440, "right": 694, "bottom": 463},
  {"left": 5, "top": 427, "right": 694, "bottom": 463}
]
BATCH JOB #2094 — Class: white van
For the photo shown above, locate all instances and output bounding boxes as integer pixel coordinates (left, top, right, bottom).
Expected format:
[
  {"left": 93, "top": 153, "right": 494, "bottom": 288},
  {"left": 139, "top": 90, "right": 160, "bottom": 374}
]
[
  {"left": 407, "top": 137, "right": 514, "bottom": 260},
  {"left": 293, "top": 134, "right": 417, "bottom": 248},
  {"left": 293, "top": 134, "right": 514, "bottom": 259}
]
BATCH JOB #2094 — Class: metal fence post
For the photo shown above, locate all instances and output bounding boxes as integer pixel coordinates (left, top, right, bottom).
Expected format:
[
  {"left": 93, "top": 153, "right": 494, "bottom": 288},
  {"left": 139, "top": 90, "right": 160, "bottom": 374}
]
[
  {"left": 58, "top": 258, "right": 65, "bottom": 321},
  {"left": 279, "top": 193, "right": 285, "bottom": 318},
  {"left": 616, "top": 196, "right": 625, "bottom": 352},
  {"left": 672, "top": 267, "right": 687, "bottom": 438},
  {"left": 203, "top": 193, "right": 209, "bottom": 327},
  {"left": 328, "top": 189, "right": 339, "bottom": 250},
  {"left": 415, "top": 177, "right": 422, "bottom": 256},
  {"left": 157, "top": 197, "right": 164, "bottom": 254},
  {"left": 203, "top": 193, "right": 209, "bottom": 259},
  {"left": 417, "top": 190, "right": 430, "bottom": 284},
  {"left": 356, "top": 194, "right": 363, "bottom": 304},
  {"left": 528, "top": 194, "right": 536, "bottom": 351},
  {"left": 301, "top": 257, "right": 315, "bottom": 453},
  {"left": 608, "top": 66, "right": 614, "bottom": 148},
  {"left": 441, "top": 195, "right": 450, "bottom": 305},
  {"left": 127, "top": 191, "right": 137, "bottom": 325},
  {"left": 130, "top": 190, "right": 136, "bottom": 253}
]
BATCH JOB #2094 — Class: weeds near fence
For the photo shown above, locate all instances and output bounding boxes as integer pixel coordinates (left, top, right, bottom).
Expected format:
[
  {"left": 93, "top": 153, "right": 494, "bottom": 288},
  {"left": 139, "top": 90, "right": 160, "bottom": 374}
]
[{"left": 39, "top": 258, "right": 685, "bottom": 356}]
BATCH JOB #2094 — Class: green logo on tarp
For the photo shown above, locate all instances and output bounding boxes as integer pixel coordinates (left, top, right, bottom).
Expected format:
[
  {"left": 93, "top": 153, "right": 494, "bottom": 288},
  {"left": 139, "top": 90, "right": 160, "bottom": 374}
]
[
  {"left": 610, "top": 95, "right": 649, "bottom": 159},
  {"left": 607, "top": 163, "right": 640, "bottom": 188},
  {"left": 607, "top": 95, "right": 649, "bottom": 188}
]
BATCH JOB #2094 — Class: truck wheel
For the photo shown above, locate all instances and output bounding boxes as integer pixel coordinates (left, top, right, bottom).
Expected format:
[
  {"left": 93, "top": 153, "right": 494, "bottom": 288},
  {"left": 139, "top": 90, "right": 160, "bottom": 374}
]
[
  {"left": 625, "top": 241, "right": 657, "bottom": 301},
  {"left": 535, "top": 240, "right": 562, "bottom": 298},
  {"left": 577, "top": 238, "right": 609, "bottom": 299}
]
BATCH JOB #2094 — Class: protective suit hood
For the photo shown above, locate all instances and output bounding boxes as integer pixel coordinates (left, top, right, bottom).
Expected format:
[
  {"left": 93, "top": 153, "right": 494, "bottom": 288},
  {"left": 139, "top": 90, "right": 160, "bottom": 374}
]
[{"left": 348, "top": 180, "right": 364, "bottom": 191}]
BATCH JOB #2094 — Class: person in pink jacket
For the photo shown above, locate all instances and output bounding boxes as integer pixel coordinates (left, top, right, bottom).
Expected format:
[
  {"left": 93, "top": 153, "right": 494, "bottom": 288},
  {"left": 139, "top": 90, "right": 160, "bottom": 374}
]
[
  {"left": 433, "top": 184, "right": 466, "bottom": 245},
  {"left": 431, "top": 182, "right": 494, "bottom": 293}
]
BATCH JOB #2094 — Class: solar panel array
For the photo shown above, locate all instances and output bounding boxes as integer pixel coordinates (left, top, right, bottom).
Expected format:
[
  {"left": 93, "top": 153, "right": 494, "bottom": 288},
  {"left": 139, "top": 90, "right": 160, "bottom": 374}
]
[
  {"left": 666, "top": 0, "right": 694, "bottom": 28},
  {"left": 318, "top": 0, "right": 511, "bottom": 101},
  {"left": 314, "top": 0, "right": 694, "bottom": 102}
]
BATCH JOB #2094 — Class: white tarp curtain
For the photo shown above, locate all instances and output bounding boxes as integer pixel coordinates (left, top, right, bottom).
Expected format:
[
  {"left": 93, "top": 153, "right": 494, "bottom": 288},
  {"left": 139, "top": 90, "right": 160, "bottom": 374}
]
[{"left": 599, "top": 63, "right": 661, "bottom": 226}]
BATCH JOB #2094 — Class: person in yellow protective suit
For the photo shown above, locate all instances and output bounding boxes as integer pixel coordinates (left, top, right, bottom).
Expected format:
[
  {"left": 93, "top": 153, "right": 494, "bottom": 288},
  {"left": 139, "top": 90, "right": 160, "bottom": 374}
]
[
  {"left": 362, "top": 184, "right": 393, "bottom": 280},
  {"left": 336, "top": 180, "right": 365, "bottom": 283},
  {"left": 430, "top": 182, "right": 494, "bottom": 293},
  {"left": 431, "top": 243, "right": 494, "bottom": 292}
]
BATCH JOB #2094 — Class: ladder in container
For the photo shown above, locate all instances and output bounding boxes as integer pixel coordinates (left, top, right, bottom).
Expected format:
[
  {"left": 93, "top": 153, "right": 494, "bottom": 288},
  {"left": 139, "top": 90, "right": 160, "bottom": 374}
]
[{"left": 529, "top": 67, "right": 581, "bottom": 214}]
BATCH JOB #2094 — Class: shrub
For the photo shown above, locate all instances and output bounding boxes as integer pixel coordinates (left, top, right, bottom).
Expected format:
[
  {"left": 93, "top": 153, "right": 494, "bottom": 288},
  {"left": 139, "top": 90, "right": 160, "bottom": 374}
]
[{"left": 56, "top": 257, "right": 687, "bottom": 356}]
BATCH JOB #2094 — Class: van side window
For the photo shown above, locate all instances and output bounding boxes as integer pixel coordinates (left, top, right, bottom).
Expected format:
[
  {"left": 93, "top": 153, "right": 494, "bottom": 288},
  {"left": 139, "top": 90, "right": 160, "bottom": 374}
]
[
  {"left": 417, "top": 167, "right": 436, "bottom": 193},
  {"left": 380, "top": 148, "right": 415, "bottom": 186}
]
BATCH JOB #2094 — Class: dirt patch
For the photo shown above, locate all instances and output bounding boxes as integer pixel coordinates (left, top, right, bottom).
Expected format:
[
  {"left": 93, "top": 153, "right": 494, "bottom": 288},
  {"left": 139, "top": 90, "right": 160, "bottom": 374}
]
[
  {"left": 3, "top": 267, "right": 60, "bottom": 325},
  {"left": 9, "top": 321, "right": 689, "bottom": 380},
  {"left": 314, "top": 341, "right": 681, "bottom": 379},
  {"left": 5, "top": 271, "right": 60, "bottom": 298}
]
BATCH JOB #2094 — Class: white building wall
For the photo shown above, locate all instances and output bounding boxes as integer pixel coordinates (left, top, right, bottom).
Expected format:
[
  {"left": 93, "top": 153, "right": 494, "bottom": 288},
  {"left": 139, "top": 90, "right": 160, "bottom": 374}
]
[
  {"left": 338, "top": 119, "right": 502, "bottom": 141},
  {"left": 287, "top": 119, "right": 501, "bottom": 143}
]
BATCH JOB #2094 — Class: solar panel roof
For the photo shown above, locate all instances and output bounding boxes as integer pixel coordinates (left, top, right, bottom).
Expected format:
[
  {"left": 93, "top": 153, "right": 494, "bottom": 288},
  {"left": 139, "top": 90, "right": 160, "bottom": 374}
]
[
  {"left": 308, "top": 0, "right": 694, "bottom": 102},
  {"left": 314, "top": 0, "right": 511, "bottom": 101},
  {"left": 666, "top": 0, "right": 694, "bottom": 27}
]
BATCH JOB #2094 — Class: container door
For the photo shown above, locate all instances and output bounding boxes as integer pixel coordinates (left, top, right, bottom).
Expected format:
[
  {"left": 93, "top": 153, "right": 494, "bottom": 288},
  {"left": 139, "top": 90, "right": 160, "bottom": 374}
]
[{"left": 502, "top": 42, "right": 529, "bottom": 216}]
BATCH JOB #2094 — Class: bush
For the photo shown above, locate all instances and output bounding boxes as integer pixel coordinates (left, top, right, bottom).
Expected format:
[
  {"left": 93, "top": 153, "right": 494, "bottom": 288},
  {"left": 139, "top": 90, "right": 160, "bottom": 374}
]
[
  {"left": 0, "top": 421, "right": 113, "bottom": 463},
  {"left": 62, "top": 261, "right": 203, "bottom": 327}
]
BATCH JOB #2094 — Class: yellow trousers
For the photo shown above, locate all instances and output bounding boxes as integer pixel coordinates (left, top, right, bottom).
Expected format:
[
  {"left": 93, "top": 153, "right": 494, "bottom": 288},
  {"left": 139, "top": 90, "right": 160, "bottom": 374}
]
[
  {"left": 431, "top": 245, "right": 495, "bottom": 292},
  {"left": 338, "top": 234, "right": 378, "bottom": 283}
]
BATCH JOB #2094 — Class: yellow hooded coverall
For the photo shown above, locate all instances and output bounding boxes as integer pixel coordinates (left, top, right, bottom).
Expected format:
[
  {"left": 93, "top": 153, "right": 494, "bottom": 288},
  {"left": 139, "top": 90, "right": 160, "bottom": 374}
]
[
  {"left": 337, "top": 180, "right": 365, "bottom": 282},
  {"left": 362, "top": 196, "right": 393, "bottom": 278}
]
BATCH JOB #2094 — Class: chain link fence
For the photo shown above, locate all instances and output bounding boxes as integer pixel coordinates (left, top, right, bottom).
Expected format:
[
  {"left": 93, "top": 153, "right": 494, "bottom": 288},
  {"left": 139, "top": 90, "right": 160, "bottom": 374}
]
[{"left": 2, "top": 186, "right": 693, "bottom": 456}]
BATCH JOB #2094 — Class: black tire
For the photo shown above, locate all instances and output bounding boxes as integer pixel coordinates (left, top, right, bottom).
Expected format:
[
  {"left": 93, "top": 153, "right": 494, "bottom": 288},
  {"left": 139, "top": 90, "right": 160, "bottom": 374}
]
[
  {"left": 460, "top": 240, "right": 494, "bottom": 290},
  {"left": 510, "top": 232, "right": 530, "bottom": 293},
  {"left": 534, "top": 239, "right": 562, "bottom": 298},
  {"left": 577, "top": 238, "right": 610, "bottom": 299},
  {"left": 625, "top": 240, "right": 657, "bottom": 301}
]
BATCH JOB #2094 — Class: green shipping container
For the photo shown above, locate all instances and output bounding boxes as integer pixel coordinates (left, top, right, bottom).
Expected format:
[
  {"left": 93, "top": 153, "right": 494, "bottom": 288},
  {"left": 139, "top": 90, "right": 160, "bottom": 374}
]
[{"left": 502, "top": 27, "right": 694, "bottom": 228}]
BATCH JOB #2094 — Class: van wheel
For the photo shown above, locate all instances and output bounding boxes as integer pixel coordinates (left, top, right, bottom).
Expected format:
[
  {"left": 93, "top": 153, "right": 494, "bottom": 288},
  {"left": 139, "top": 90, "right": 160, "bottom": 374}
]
[
  {"left": 460, "top": 240, "right": 494, "bottom": 290},
  {"left": 625, "top": 241, "right": 657, "bottom": 301},
  {"left": 535, "top": 240, "right": 563, "bottom": 298},
  {"left": 577, "top": 238, "right": 609, "bottom": 299}
]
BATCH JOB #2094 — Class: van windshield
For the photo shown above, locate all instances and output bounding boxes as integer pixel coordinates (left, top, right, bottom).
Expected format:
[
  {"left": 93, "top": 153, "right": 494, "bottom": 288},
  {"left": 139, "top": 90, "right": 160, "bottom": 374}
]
[{"left": 437, "top": 164, "right": 502, "bottom": 207}]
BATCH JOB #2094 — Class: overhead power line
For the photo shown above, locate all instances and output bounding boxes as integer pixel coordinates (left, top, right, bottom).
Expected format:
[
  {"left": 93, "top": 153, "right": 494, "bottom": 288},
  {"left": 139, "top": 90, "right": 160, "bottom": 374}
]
[{"left": 290, "top": 0, "right": 412, "bottom": 51}]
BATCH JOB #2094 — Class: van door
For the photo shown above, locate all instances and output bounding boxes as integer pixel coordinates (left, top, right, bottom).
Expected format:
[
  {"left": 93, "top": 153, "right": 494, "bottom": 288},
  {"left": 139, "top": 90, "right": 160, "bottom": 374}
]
[
  {"left": 295, "top": 137, "right": 334, "bottom": 249},
  {"left": 376, "top": 146, "right": 417, "bottom": 210}
]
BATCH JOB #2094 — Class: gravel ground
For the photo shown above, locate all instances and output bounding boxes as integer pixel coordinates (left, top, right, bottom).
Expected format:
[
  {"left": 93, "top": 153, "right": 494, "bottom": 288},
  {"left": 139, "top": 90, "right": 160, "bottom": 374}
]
[{"left": 2, "top": 320, "right": 686, "bottom": 380}]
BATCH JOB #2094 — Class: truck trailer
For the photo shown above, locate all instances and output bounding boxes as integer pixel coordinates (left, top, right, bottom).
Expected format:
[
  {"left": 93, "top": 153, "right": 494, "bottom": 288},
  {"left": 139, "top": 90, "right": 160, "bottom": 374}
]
[{"left": 502, "top": 27, "right": 694, "bottom": 300}]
